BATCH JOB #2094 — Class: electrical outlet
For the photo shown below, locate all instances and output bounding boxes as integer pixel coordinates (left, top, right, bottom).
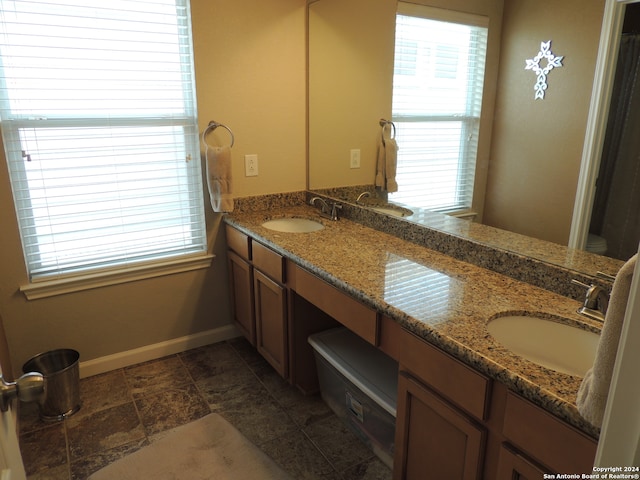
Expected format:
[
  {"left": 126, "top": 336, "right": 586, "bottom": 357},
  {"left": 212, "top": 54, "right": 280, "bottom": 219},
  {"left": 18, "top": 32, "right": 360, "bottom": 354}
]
[
  {"left": 245, "top": 154, "right": 258, "bottom": 176},
  {"left": 350, "top": 149, "right": 361, "bottom": 169}
]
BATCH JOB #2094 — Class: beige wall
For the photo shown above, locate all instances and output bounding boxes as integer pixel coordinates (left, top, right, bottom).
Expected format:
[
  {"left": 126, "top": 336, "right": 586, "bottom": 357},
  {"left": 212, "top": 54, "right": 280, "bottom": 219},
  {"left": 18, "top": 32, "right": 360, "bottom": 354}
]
[
  {"left": 0, "top": 0, "right": 307, "bottom": 376},
  {"left": 308, "top": 0, "right": 504, "bottom": 212},
  {"left": 308, "top": 0, "right": 397, "bottom": 189},
  {"left": 483, "top": 0, "right": 605, "bottom": 244},
  {"left": 193, "top": 0, "right": 306, "bottom": 197}
]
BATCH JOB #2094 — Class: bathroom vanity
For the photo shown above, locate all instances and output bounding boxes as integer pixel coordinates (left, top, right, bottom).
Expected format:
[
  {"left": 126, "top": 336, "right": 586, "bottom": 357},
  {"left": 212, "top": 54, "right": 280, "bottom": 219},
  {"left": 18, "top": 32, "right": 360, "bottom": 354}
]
[{"left": 224, "top": 195, "right": 603, "bottom": 479}]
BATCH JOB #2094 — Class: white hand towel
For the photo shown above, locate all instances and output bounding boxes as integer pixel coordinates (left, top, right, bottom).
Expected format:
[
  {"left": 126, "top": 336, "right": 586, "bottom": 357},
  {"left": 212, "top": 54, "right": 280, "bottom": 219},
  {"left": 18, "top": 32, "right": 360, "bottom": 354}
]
[
  {"left": 374, "top": 127, "right": 399, "bottom": 192},
  {"left": 385, "top": 137, "right": 399, "bottom": 193},
  {"left": 576, "top": 253, "right": 637, "bottom": 428},
  {"left": 206, "top": 144, "right": 233, "bottom": 213},
  {"left": 375, "top": 133, "right": 386, "bottom": 189}
]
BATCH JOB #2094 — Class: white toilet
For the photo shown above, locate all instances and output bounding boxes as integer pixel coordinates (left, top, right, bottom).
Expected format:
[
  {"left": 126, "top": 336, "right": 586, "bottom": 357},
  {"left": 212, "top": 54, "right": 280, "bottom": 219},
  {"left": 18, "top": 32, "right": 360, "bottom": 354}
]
[{"left": 586, "top": 233, "right": 608, "bottom": 255}]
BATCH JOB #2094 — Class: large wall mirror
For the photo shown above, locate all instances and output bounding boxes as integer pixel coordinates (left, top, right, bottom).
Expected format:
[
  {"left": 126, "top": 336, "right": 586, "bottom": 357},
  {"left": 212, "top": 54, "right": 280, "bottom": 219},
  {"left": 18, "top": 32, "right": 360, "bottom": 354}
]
[{"left": 308, "top": 0, "right": 638, "bottom": 275}]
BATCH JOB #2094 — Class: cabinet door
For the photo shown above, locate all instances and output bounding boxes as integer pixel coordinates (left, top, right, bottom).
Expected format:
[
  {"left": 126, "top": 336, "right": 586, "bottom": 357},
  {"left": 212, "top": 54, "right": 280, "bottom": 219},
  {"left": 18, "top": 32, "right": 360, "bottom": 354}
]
[
  {"left": 254, "top": 269, "right": 288, "bottom": 377},
  {"left": 496, "top": 444, "right": 549, "bottom": 480},
  {"left": 228, "top": 250, "right": 255, "bottom": 345},
  {"left": 394, "top": 374, "right": 485, "bottom": 480}
]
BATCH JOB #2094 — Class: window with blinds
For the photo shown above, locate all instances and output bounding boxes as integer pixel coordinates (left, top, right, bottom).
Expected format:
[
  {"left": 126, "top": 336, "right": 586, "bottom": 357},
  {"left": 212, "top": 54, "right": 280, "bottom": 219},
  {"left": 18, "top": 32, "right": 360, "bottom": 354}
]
[
  {"left": 0, "top": 0, "right": 207, "bottom": 281},
  {"left": 389, "top": 4, "right": 489, "bottom": 213}
]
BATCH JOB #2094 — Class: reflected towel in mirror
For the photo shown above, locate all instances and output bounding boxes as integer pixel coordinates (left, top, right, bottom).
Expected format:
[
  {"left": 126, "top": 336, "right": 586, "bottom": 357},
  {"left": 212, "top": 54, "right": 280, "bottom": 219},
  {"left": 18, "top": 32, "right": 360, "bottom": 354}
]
[{"left": 375, "top": 126, "right": 398, "bottom": 192}]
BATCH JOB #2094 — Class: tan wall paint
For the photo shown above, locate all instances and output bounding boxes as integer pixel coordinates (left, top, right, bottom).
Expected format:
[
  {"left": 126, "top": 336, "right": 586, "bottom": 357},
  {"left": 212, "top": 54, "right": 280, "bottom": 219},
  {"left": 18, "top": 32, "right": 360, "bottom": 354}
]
[
  {"left": 0, "top": 0, "right": 307, "bottom": 376},
  {"left": 308, "top": 0, "right": 505, "bottom": 221},
  {"left": 193, "top": 0, "right": 307, "bottom": 197},
  {"left": 483, "top": 0, "right": 605, "bottom": 244},
  {"left": 308, "top": 0, "right": 397, "bottom": 189}
]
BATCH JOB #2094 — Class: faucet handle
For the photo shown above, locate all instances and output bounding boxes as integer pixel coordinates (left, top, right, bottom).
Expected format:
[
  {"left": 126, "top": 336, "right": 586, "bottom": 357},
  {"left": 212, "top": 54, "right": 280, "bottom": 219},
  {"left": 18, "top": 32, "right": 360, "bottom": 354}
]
[
  {"left": 330, "top": 203, "right": 342, "bottom": 221},
  {"left": 571, "top": 279, "right": 601, "bottom": 306},
  {"left": 596, "top": 271, "right": 616, "bottom": 282},
  {"left": 571, "top": 279, "right": 608, "bottom": 321},
  {"left": 571, "top": 279, "right": 591, "bottom": 289}
]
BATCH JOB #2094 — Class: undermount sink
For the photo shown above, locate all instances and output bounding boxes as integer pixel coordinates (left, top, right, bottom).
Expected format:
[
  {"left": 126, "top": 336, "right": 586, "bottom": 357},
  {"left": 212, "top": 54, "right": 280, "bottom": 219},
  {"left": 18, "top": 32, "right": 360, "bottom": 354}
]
[
  {"left": 487, "top": 314, "right": 600, "bottom": 377},
  {"left": 261, "top": 217, "right": 324, "bottom": 233},
  {"left": 371, "top": 206, "right": 413, "bottom": 218}
]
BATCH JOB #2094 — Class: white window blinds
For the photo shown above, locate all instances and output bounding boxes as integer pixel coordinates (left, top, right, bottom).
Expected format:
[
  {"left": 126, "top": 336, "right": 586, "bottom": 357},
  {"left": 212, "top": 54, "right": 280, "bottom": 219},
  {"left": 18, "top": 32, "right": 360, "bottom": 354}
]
[
  {"left": 389, "top": 4, "right": 488, "bottom": 213},
  {"left": 0, "top": 0, "right": 206, "bottom": 280}
]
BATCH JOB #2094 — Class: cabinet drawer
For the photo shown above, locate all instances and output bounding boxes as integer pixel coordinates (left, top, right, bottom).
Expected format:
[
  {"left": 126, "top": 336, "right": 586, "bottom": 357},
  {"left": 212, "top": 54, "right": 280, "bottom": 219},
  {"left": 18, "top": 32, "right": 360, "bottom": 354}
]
[
  {"left": 380, "top": 316, "right": 490, "bottom": 421},
  {"left": 496, "top": 443, "right": 550, "bottom": 479},
  {"left": 225, "top": 225, "right": 251, "bottom": 260},
  {"left": 502, "top": 392, "right": 596, "bottom": 474},
  {"left": 252, "top": 241, "right": 285, "bottom": 284},
  {"left": 293, "top": 266, "right": 378, "bottom": 345}
]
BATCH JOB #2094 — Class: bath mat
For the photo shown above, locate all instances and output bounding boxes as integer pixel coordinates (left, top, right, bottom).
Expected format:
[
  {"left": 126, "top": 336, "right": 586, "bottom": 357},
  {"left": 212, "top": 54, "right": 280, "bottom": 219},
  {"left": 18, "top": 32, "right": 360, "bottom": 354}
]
[{"left": 88, "top": 413, "right": 292, "bottom": 480}]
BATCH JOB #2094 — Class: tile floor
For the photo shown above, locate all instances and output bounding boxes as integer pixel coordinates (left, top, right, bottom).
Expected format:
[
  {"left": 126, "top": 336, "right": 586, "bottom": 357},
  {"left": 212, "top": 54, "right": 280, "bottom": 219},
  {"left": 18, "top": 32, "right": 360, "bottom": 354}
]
[{"left": 19, "top": 337, "right": 393, "bottom": 480}]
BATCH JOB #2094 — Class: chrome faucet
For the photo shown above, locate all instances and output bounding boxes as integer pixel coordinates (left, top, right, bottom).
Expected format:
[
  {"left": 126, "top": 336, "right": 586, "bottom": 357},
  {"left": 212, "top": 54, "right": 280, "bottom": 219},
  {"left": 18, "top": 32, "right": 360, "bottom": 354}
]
[
  {"left": 310, "top": 196, "right": 342, "bottom": 221},
  {"left": 356, "top": 191, "right": 371, "bottom": 204},
  {"left": 571, "top": 279, "right": 610, "bottom": 322}
]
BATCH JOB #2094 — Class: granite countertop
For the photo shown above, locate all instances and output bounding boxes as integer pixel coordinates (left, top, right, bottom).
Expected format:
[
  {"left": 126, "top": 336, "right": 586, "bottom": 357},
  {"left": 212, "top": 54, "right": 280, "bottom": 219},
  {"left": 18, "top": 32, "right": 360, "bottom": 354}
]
[{"left": 224, "top": 203, "right": 602, "bottom": 439}]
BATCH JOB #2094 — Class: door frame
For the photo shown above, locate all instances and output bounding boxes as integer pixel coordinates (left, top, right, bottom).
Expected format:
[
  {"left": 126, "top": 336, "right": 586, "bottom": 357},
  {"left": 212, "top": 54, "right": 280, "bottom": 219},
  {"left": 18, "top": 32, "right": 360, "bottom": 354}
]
[{"left": 569, "top": 0, "right": 638, "bottom": 249}]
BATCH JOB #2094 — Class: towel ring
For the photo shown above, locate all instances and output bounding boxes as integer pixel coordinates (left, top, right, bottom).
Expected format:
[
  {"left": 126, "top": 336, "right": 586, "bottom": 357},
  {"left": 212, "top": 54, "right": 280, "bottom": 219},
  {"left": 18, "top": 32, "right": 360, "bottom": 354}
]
[
  {"left": 379, "top": 118, "right": 396, "bottom": 139},
  {"left": 202, "top": 120, "right": 235, "bottom": 148}
]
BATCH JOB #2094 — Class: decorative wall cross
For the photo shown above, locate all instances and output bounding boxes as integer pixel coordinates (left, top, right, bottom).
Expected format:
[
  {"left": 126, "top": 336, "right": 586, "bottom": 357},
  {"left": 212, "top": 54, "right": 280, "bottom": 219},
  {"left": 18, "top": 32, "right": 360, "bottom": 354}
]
[{"left": 525, "top": 40, "right": 564, "bottom": 100}]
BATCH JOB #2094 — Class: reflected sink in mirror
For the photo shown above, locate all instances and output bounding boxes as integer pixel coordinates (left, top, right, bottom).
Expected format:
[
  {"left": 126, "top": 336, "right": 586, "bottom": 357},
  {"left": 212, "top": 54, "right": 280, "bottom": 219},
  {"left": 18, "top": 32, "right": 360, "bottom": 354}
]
[
  {"left": 261, "top": 217, "right": 324, "bottom": 233},
  {"left": 372, "top": 206, "right": 414, "bottom": 218},
  {"left": 487, "top": 314, "right": 600, "bottom": 377}
]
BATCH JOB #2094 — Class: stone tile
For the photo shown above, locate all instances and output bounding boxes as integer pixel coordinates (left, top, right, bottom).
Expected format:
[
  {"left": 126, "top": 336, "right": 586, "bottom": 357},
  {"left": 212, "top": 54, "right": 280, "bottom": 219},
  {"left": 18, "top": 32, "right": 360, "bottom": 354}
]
[
  {"left": 282, "top": 391, "right": 334, "bottom": 427},
  {"left": 304, "top": 415, "right": 375, "bottom": 472},
  {"left": 123, "top": 355, "right": 191, "bottom": 398},
  {"left": 20, "top": 423, "right": 67, "bottom": 476},
  {"left": 76, "top": 369, "right": 131, "bottom": 418},
  {"left": 70, "top": 437, "right": 148, "bottom": 480},
  {"left": 221, "top": 401, "right": 297, "bottom": 446},
  {"left": 18, "top": 401, "right": 49, "bottom": 435},
  {"left": 251, "top": 360, "right": 299, "bottom": 400},
  {"left": 67, "top": 402, "right": 145, "bottom": 461},
  {"left": 198, "top": 376, "right": 297, "bottom": 445},
  {"left": 260, "top": 429, "right": 338, "bottom": 480},
  {"left": 194, "top": 362, "right": 259, "bottom": 402},
  {"left": 20, "top": 340, "right": 387, "bottom": 480},
  {"left": 179, "top": 341, "right": 245, "bottom": 381},
  {"left": 135, "top": 383, "right": 209, "bottom": 436},
  {"left": 342, "top": 457, "right": 393, "bottom": 480},
  {"left": 228, "top": 336, "right": 271, "bottom": 369}
]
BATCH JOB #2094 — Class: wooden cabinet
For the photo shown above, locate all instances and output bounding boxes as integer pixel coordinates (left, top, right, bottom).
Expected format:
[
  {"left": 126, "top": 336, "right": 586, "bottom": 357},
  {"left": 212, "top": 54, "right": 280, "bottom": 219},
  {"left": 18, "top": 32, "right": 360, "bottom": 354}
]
[
  {"left": 226, "top": 226, "right": 288, "bottom": 377},
  {"left": 380, "top": 316, "right": 490, "bottom": 421},
  {"left": 394, "top": 373, "right": 486, "bottom": 480},
  {"left": 381, "top": 315, "right": 595, "bottom": 479},
  {"left": 225, "top": 225, "right": 597, "bottom": 480},
  {"left": 501, "top": 391, "right": 597, "bottom": 475},
  {"left": 293, "top": 265, "right": 378, "bottom": 345},
  {"left": 227, "top": 250, "right": 255, "bottom": 345},
  {"left": 254, "top": 269, "right": 288, "bottom": 377},
  {"left": 496, "top": 443, "right": 549, "bottom": 480},
  {"left": 252, "top": 241, "right": 288, "bottom": 376}
]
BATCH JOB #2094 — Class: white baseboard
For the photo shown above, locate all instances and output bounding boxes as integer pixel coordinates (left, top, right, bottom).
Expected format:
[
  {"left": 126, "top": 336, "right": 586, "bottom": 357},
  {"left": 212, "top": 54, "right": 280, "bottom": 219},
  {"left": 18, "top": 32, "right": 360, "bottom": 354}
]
[{"left": 79, "top": 324, "right": 241, "bottom": 378}]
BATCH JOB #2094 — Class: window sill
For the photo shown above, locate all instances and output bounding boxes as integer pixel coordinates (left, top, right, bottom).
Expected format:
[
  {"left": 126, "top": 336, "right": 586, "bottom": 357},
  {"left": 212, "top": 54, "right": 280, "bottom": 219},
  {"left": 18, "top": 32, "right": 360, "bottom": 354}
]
[{"left": 20, "top": 254, "right": 215, "bottom": 300}]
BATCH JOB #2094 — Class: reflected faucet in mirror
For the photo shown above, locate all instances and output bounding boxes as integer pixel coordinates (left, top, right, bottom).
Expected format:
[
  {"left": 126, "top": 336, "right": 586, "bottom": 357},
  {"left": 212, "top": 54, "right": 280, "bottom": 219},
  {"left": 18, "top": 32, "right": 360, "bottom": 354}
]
[
  {"left": 356, "top": 191, "right": 371, "bottom": 205},
  {"left": 308, "top": 0, "right": 638, "bottom": 266}
]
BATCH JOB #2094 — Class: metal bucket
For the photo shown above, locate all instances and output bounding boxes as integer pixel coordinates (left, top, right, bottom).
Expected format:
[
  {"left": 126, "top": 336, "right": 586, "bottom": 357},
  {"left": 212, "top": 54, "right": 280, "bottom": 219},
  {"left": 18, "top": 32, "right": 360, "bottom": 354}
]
[{"left": 23, "top": 349, "right": 80, "bottom": 422}]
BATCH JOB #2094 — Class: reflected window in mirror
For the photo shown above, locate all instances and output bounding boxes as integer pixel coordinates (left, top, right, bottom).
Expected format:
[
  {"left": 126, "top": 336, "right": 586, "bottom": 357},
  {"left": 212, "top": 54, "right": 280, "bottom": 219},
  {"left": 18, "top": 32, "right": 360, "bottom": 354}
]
[{"left": 389, "top": 3, "right": 488, "bottom": 215}]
